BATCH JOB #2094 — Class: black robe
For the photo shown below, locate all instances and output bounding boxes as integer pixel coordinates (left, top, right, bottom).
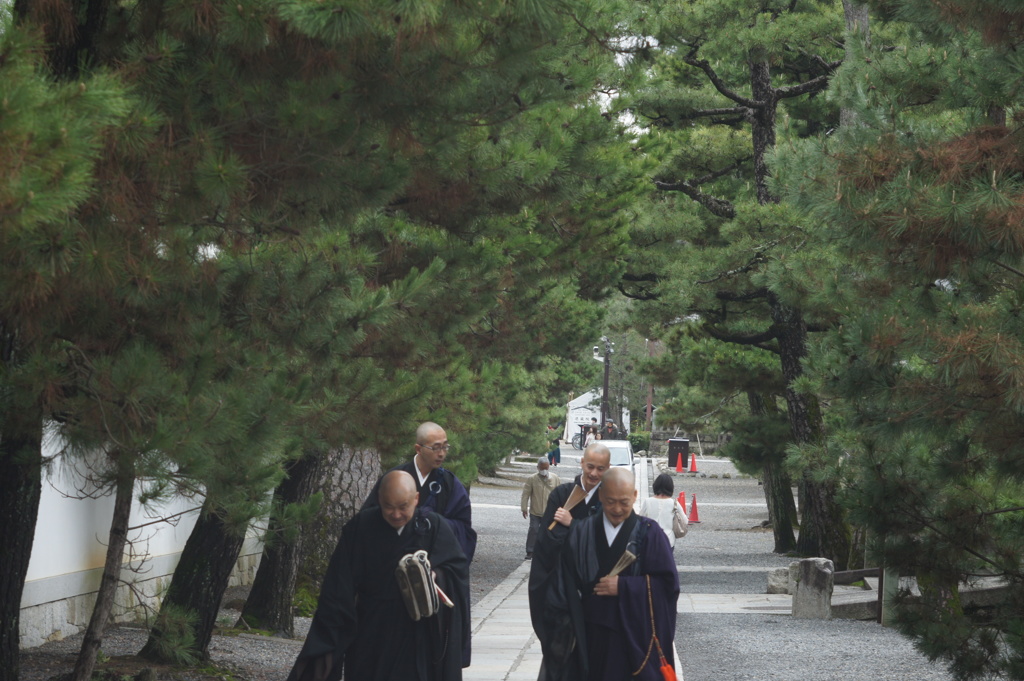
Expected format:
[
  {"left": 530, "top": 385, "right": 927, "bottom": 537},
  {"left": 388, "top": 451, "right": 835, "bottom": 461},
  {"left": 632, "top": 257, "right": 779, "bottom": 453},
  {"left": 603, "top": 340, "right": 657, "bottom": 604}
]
[
  {"left": 528, "top": 475, "right": 603, "bottom": 674},
  {"left": 364, "top": 461, "right": 478, "bottom": 563},
  {"left": 286, "top": 507, "right": 469, "bottom": 681},
  {"left": 544, "top": 512, "right": 679, "bottom": 681},
  {"left": 364, "top": 461, "right": 477, "bottom": 666}
]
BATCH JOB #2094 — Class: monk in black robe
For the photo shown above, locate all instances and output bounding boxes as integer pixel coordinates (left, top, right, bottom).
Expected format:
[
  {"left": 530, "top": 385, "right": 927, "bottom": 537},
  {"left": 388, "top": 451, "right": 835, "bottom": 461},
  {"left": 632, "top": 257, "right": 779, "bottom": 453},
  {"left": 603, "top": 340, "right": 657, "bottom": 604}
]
[
  {"left": 363, "top": 422, "right": 477, "bottom": 563},
  {"left": 528, "top": 443, "right": 611, "bottom": 678},
  {"left": 363, "top": 421, "right": 476, "bottom": 666},
  {"left": 543, "top": 467, "right": 679, "bottom": 681},
  {"left": 287, "top": 470, "right": 469, "bottom": 681}
]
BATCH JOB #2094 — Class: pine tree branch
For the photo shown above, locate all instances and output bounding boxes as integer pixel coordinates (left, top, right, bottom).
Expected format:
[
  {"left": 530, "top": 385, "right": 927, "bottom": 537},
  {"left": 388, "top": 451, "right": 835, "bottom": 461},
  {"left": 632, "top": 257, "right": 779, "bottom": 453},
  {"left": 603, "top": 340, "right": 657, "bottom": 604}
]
[
  {"left": 562, "top": 9, "right": 651, "bottom": 55},
  {"left": 713, "top": 287, "right": 771, "bottom": 302},
  {"left": 683, "top": 55, "right": 764, "bottom": 109},
  {"left": 617, "top": 282, "right": 660, "bottom": 301},
  {"left": 696, "top": 249, "right": 775, "bottom": 285},
  {"left": 654, "top": 179, "right": 736, "bottom": 218},
  {"left": 707, "top": 116, "right": 748, "bottom": 127},
  {"left": 992, "top": 259, "right": 1024, "bottom": 280},
  {"left": 691, "top": 157, "right": 752, "bottom": 185},
  {"left": 622, "top": 273, "right": 661, "bottom": 283},
  {"left": 678, "top": 106, "right": 750, "bottom": 120},
  {"left": 618, "top": 273, "right": 662, "bottom": 300},
  {"left": 979, "top": 505, "right": 1024, "bottom": 517},
  {"left": 704, "top": 323, "right": 781, "bottom": 352},
  {"left": 695, "top": 391, "right": 742, "bottom": 423},
  {"left": 775, "top": 72, "right": 834, "bottom": 100}
]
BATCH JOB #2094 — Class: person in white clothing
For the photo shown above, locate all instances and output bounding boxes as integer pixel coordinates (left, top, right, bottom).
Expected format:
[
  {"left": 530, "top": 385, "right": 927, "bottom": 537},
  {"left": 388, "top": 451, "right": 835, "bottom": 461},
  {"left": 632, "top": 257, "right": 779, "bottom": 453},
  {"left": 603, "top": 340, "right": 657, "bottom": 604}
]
[{"left": 637, "top": 472, "right": 688, "bottom": 548}]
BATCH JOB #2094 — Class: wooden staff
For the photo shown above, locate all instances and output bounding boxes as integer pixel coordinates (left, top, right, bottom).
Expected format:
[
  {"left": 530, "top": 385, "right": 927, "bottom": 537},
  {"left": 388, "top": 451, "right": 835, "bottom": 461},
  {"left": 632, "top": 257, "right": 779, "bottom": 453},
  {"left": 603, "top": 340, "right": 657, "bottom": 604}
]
[{"left": 548, "top": 485, "right": 587, "bottom": 530}]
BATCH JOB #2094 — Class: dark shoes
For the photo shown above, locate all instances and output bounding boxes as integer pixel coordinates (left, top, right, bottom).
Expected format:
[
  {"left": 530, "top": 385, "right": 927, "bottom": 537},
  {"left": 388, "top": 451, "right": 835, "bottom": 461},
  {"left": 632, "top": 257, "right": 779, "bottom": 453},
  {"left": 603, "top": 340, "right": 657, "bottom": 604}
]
[{"left": 525, "top": 552, "right": 533, "bottom": 559}]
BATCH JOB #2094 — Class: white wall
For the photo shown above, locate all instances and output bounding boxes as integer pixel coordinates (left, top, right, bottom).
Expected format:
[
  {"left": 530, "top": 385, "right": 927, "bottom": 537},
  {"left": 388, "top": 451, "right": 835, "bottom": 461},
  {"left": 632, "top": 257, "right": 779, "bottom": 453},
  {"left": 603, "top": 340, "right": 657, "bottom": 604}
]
[
  {"left": 565, "top": 391, "right": 632, "bottom": 438},
  {"left": 20, "top": 435, "right": 262, "bottom": 648}
]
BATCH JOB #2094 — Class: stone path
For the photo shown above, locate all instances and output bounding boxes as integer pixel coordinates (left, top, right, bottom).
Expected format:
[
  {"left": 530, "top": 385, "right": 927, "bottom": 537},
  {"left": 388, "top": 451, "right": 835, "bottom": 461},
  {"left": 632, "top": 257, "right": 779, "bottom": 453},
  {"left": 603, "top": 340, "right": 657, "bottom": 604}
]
[
  {"left": 466, "top": 457, "right": 754, "bottom": 681},
  {"left": 465, "top": 560, "right": 689, "bottom": 681}
]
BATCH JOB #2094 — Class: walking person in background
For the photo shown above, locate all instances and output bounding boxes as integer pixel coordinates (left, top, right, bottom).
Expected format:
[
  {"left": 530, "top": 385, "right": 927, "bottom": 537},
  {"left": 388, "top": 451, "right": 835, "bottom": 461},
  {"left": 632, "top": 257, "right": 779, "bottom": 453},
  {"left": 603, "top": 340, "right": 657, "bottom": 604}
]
[
  {"left": 546, "top": 437, "right": 562, "bottom": 466},
  {"left": 584, "top": 426, "right": 598, "bottom": 448},
  {"left": 637, "top": 473, "right": 688, "bottom": 548},
  {"left": 522, "top": 458, "right": 561, "bottom": 559}
]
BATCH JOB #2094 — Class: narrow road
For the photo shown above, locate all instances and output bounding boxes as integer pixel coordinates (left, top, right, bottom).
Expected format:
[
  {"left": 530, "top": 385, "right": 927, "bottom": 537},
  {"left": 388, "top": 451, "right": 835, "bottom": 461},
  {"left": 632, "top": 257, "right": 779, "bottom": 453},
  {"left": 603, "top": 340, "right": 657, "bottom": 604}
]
[{"left": 470, "top": 445, "right": 955, "bottom": 681}]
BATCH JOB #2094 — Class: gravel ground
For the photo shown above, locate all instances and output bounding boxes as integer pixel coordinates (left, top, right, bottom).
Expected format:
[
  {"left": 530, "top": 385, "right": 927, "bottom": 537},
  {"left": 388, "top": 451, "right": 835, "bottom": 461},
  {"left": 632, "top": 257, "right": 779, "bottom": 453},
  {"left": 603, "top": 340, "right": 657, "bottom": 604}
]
[
  {"left": 19, "top": 449, "right": 957, "bottom": 681},
  {"left": 657, "top": 455, "right": 954, "bottom": 681}
]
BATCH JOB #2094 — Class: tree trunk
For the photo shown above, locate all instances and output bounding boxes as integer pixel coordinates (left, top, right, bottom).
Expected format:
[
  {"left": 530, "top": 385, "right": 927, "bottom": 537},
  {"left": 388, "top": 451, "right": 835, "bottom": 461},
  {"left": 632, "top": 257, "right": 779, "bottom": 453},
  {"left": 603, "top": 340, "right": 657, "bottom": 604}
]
[
  {"left": 750, "top": 60, "right": 779, "bottom": 206},
  {"left": 747, "top": 391, "right": 798, "bottom": 553},
  {"left": 299, "top": 446, "right": 381, "bottom": 593},
  {"left": 762, "top": 459, "right": 798, "bottom": 553},
  {"left": 771, "top": 298, "right": 850, "bottom": 568},
  {"left": 841, "top": 0, "right": 871, "bottom": 129},
  {"left": 0, "top": 401, "right": 42, "bottom": 681},
  {"left": 139, "top": 504, "right": 246, "bottom": 662},
  {"left": 71, "top": 452, "right": 134, "bottom": 681},
  {"left": 240, "top": 450, "right": 325, "bottom": 637},
  {"left": 987, "top": 105, "right": 1006, "bottom": 126}
]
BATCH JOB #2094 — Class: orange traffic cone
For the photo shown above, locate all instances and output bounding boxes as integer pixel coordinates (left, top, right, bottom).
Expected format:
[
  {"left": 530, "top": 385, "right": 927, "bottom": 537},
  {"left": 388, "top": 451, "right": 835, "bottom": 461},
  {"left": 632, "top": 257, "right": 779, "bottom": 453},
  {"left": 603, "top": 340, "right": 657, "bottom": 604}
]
[
  {"left": 688, "top": 493, "right": 700, "bottom": 523},
  {"left": 675, "top": 453, "right": 683, "bottom": 473},
  {"left": 688, "top": 452, "right": 698, "bottom": 473},
  {"left": 677, "top": 491, "right": 687, "bottom": 515}
]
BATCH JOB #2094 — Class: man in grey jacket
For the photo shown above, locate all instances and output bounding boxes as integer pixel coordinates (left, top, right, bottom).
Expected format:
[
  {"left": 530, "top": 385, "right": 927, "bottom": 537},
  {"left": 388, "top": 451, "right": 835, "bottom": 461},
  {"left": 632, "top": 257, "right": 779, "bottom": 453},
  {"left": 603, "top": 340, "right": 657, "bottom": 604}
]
[{"left": 521, "top": 458, "right": 561, "bottom": 559}]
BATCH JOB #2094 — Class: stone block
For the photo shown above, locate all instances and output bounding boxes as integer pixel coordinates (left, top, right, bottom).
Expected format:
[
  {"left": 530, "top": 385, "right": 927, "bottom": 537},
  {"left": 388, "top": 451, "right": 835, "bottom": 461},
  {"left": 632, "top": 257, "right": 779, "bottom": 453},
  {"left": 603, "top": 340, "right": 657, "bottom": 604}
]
[
  {"left": 792, "top": 557, "right": 834, "bottom": 619},
  {"left": 766, "top": 567, "right": 791, "bottom": 594}
]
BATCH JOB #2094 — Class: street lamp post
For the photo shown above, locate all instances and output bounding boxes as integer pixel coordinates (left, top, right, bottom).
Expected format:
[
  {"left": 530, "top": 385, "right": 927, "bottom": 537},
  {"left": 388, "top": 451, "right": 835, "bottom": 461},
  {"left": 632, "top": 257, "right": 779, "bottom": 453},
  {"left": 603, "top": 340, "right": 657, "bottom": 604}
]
[
  {"left": 594, "top": 336, "right": 613, "bottom": 426},
  {"left": 645, "top": 338, "right": 653, "bottom": 432}
]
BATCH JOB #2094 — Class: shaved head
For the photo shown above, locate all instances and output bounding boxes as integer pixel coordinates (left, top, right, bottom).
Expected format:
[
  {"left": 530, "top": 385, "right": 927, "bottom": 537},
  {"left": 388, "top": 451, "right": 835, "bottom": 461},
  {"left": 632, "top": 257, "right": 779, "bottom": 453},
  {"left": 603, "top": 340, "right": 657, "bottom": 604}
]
[
  {"left": 599, "top": 466, "right": 637, "bottom": 527},
  {"left": 416, "top": 421, "right": 444, "bottom": 444},
  {"left": 381, "top": 470, "right": 417, "bottom": 499},
  {"left": 602, "top": 467, "right": 634, "bottom": 493},
  {"left": 414, "top": 422, "right": 449, "bottom": 476},
  {"left": 582, "top": 442, "right": 611, "bottom": 466},
  {"left": 379, "top": 470, "right": 418, "bottom": 529},
  {"left": 579, "top": 443, "right": 611, "bottom": 491}
]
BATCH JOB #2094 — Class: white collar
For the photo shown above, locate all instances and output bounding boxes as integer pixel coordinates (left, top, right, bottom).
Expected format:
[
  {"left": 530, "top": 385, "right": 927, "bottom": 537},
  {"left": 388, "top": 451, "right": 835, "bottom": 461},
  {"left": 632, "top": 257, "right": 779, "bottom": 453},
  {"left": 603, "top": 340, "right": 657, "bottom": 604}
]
[
  {"left": 413, "top": 458, "right": 431, "bottom": 488},
  {"left": 583, "top": 480, "right": 600, "bottom": 503},
  {"left": 603, "top": 513, "right": 624, "bottom": 545}
]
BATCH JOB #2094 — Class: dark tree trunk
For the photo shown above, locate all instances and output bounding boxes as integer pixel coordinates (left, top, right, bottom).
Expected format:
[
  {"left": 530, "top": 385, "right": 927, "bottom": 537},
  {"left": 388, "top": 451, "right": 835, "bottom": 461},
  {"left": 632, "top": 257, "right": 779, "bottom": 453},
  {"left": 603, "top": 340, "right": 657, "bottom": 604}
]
[
  {"left": 299, "top": 446, "right": 381, "bottom": 593},
  {"left": 139, "top": 504, "right": 246, "bottom": 662},
  {"left": 747, "top": 392, "right": 798, "bottom": 553},
  {"left": 762, "top": 459, "right": 798, "bottom": 553},
  {"left": 240, "top": 450, "right": 326, "bottom": 637},
  {"left": 987, "top": 105, "right": 1006, "bottom": 126},
  {"left": 771, "top": 298, "right": 850, "bottom": 568},
  {"left": 0, "top": 401, "right": 42, "bottom": 681},
  {"left": 749, "top": 60, "right": 779, "bottom": 206},
  {"left": 71, "top": 452, "right": 135, "bottom": 681}
]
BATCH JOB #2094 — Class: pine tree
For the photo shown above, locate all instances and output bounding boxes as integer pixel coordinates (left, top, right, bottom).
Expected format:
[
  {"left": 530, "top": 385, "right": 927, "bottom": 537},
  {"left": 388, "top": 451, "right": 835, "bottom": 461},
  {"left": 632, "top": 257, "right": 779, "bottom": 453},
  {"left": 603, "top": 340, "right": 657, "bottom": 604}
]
[
  {"left": 5, "top": 0, "right": 647, "bottom": 670},
  {"left": 775, "top": 0, "right": 1024, "bottom": 676},
  {"left": 0, "top": 23, "right": 135, "bottom": 681},
  {"left": 620, "top": 0, "right": 852, "bottom": 564},
  {"left": 646, "top": 328, "right": 799, "bottom": 552}
]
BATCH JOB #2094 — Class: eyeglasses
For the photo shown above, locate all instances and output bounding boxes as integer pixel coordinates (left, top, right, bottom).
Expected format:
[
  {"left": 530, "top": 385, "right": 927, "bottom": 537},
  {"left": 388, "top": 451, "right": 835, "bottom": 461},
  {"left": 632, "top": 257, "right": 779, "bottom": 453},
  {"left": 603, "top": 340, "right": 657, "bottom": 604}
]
[{"left": 420, "top": 443, "right": 451, "bottom": 452}]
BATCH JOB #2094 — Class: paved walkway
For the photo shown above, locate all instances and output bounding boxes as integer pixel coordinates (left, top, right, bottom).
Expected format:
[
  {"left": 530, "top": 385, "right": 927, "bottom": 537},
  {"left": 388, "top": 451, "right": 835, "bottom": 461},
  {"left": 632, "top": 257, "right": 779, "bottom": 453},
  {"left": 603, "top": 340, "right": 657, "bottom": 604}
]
[
  {"left": 465, "top": 558, "right": 789, "bottom": 680},
  {"left": 465, "top": 455, "right": 791, "bottom": 680}
]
